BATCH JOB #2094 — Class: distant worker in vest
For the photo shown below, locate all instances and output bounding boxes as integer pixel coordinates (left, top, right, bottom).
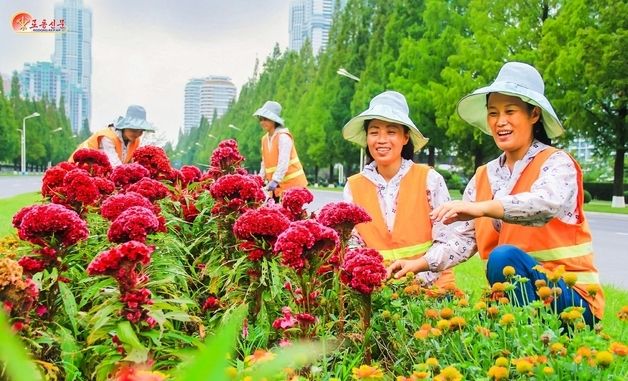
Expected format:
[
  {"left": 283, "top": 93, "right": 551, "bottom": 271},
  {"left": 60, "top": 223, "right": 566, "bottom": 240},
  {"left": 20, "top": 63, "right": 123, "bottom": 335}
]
[
  {"left": 342, "top": 90, "right": 457, "bottom": 289},
  {"left": 71, "top": 105, "right": 154, "bottom": 166},
  {"left": 254, "top": 100, "right": 307, "bottom": 201},
  {"left": 387, "top": 62, "right": 605, "bottom": 325}
]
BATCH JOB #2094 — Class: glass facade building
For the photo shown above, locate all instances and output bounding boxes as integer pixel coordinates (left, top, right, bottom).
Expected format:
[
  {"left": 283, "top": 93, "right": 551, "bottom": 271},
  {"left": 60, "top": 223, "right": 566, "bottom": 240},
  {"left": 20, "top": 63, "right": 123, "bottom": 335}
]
[{"left": 183, "top": 76, "right": 236, "bottom": 133}]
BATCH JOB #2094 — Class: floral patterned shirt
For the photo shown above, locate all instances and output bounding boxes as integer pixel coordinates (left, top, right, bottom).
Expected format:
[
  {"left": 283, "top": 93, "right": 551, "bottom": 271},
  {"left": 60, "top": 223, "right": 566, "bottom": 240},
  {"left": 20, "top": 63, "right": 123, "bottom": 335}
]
[{"left": 423, "top": 141, "right": 579, "bottom": 274}]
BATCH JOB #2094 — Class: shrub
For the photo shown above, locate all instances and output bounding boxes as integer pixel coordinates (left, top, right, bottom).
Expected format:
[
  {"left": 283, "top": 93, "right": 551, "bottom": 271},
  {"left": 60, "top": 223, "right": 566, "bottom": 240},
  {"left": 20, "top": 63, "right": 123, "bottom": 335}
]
[{"left": 583, "top": 189, "right": 592, "bottom": 204}]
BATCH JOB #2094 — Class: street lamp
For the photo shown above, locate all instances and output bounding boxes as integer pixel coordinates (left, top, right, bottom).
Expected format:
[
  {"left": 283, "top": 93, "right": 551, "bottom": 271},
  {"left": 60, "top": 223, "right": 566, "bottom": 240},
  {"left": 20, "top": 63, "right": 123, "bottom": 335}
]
[
  {"left": 48, "top": 127, "right": 63, "bottom": 168},
  {"left": 20, "top": 112, "right": 40, "bottom": 175},
  {"left": 336, "top": 67, "right": 364, "bottom": 170}
]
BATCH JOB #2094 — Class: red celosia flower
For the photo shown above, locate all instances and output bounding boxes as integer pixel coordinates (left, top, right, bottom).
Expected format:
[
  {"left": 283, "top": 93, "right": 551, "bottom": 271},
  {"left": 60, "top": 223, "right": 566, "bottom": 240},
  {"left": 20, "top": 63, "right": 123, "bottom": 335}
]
[
  {"left": 126, "top": 177, "right": 170, "bottom": 201},
  {"left": 110, "top": 163, "right": 150, "bottom": 190},
  {"left": 340, "top": 248, "right": 386, "bottom": 295},
  {"left": 61, "top": 168, "right": 103, "bottom": 206},
  {"left": 132, "top": 146, "right": 173, "bottom": 181},
  {"left": 233, "top": 205, "right": 291, "bottom": 240},
  {"left": 16, "top": 204, "right": 88, "bottom": 247},
  {"left": 316, "top": 202, "right": 372, "bottom": 238},
  {"left": 202, "top": 296, "right": 220, "bottom": 311},
  {"left": 209, "top": 174, "right": 265, "bottom": 215},
  {"left": 272, "top": 306, "right": 298, "bottom": 330},
  {"left": 101, "top": 192, "right": 155, "bottom": 221},
  {"left": 281, "top": 188, "right": 314, "bottom": 220},
  {"left": 237, "top": 241, "right": 266, "bottom": 261},
  {"left": 180, "top": 165, "right": 202, "bottom": 184},
  {"left": 273, "top": 220, "right": 340, "bottom": 273},
  {"left": 210, "top": 139, "right": 244, "bottom": 172},
  {"left": 12, "top": 205, "right": 39, "bottom": 229},
  {"left": 108, "top": 206, "right": 160, "bottom": 243},
  {"left": 87, "top": 241, "right": 154, "bottom": 277},
  {"left": 41, "top": 162, "right": 77, "bottom": 198},
  {"left": 72, "top": 148, "right": 113, "bottom": 177},
  {"left": 17, "top": 256, "right": 47, "bottom": 273},
  {"left": 295, "top": 312, "right": 316, "bottom": 326}
]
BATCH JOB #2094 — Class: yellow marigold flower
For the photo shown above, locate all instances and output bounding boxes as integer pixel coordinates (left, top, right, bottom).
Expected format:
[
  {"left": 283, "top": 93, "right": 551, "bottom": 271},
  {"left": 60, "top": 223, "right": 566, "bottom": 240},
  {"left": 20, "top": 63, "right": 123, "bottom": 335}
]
[
  {"left": 245, "top": 349, "right": 275, "bottom": 365},
  {"left": 534, "top": 279, "right": 547, "bottom": 289},
  {"left": 494, "top": 357, "right": 509, "bottom": 367},
  {"left": 502, "top": 265, "right": 516, "bottom": 277},
  {"left": 537, "top": 286, "right": 552, "bottom": 299},
  {"left": 475, "top": 326, "right": 491, "bottom": 337},
  {"left": 563, "top": 272, "right": 578, "bottom": 287},
  {"left": 515, "top": 359, "right": 533, "bottom": 374},
  {"left": 430, "top": 328, "right": 443, "bottom": 337},
  {"left": 585, "top": 284, "right": 600, "bottom": 297},
  {"left": 487, "top": 306, "right": 500, "bottom": 318},
  {"left": 391, "top": 292, "right": 399, "bottom": 300},
  {"left": 414, "top": 330, "right": 429, "bottom": 340},
  {"left": 491, "top": 282, "right": 506, "bottom": 293},
  {"left": 420, "top": 323, "right": 432, "bottom": 331},
  {"left": 543, "top": 366, "right": 554, "bottom": 375},
  {"left": 404, "top": 284, "right": 421, "bottom": 295},
  {"left": 440, "top": 307, "right": 454, "bottom": 320},
  {"left": 552, "top": 287, "right": 562, "bottom": 296},
  {"left": 617, "top": 305, "right": 628, "bottom": 321},
  {"left": 226, "top": 366, "right": 238, "bottom": 378},
  {"left": 434, "top": 366, "right": 462, "bottom": 381},
  {"left": 411, "top": 371, "right": 430, "bottom": 379},
  {"left": 498, "top": 297, "right": 510, "bottom": 305},
  {"left": 456, "top": 298, "right": 469, "bottom": 307},
  {"left": 610, "top": 342, "right": 628, "bottom": 356},
  {"left": 436, "top": 319, "right": 451, "bottom": 331},
  {"left": 381, "top": 310, "right": 391, "bottom": 319},
  {"left": 499, "top": 313, "right": 515, "bottom": 326},
  {"left": 426, "top": 357, "right": 439, "bottom": 368},
  {"left": 474, "top": 301, "right": 486, "bottom": 310},
  {"left": 575, "top": 321, "right": 586, "bottom": 330},
  {"left": 595, "top": 351, "right": 613, "bottom": 368},
  {"left": 449, "top": 316, "right": 466, "bottom": 330},
  {"left": 352, "top": 364, "right": 384, "bottom": 380},
  {"left": 405, "top": 271, "right": 415, "bottom": 280},
  {"left": 487, "top": 365, "right": 509, "bottom": 380},
  {"left": 550, "top": 342, "right": 566, "bottom": 356},
  {"left": 425, "top": 308, "right": 439, "bottom": 319}
]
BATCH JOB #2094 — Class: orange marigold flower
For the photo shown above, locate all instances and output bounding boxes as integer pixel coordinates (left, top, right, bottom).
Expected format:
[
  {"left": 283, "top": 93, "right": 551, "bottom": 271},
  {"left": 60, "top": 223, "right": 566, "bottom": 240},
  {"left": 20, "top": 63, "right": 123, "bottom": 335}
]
[
  {"left": 552, "top": 287, "right": 562, "bottom": 296},
  {"left": 420, "top": 323, "right": 432, "bottom": 331},
  {"left": 475, "top": 326, "right": 492, "bottom": 337},
  {"left": 498, "top": 297, "right": 510, "bottom": 305},
  {"left": 491, "top": 282, "right": 506, "bottom": 293},
  {"left": 537, "top": 286, "right": 552, "bottom": 299},
  {"left": 499, "top": 313, "right": 515, "bottom": 326},
  {"left": 430, "top": 328, "right": 443, "bottom": 337},
  {"left": 245, "top": 349, "right": 275, "bottom": 365},
  {"left": 391, "top": 292, "right": 399, "bottom": 300},
  {"left": 414, "top": 330, "right": 429, "bottom": 340},
  {"left": 617, "top": 305, "right": 628, "bottom": 321},
  {"left": 434, "top": 366, "right": 462, "bottom": 381},
  {"left": 487, "top": 306, "right": 500, "bottom": 318},
  {"left": 550, "top": 342, "right": 566, "bottom": 356},
  {"left": 514, "top": 359, "right": 533, "bottom": 374},
  {"left": 474, "top": 301, "right": 486, "bottom": 310},
  {"left": 502, "top": 266, "right": 516, "bottom": 277},
  {"left": 456, "top": 298, "right": 469, "bottom": 307},
  {"left": 610, "top": 342, "right": 628, "bottom": 356},
  {"left": 494, "top": 357, "right": 509, "bottom": 367},
  {"left": 487, "top": 365, "right": 509, "bottom": 380},
  {"left": 352, "top": 364, "right": 384, "bottom": 380},
  {"left": 404, "top": 284, "right": 421, "bottom": 296},
  {"left": 440, "top": 307, "right": 454, "bottom": 320},
  {"left": 534, "top": 279, "right": 547, "bottom": 289},
  {"left": 425, "top": 308, "right": 439, "bottom": 319},
  {"left": 595, "top": 351, "right": 613, "bottom": 368},
  {"left": 563, "top": 272, "right": 578, "bottom": 287},
  {"left": 449, "top": 316, "right": 466, "bottom": 330}
]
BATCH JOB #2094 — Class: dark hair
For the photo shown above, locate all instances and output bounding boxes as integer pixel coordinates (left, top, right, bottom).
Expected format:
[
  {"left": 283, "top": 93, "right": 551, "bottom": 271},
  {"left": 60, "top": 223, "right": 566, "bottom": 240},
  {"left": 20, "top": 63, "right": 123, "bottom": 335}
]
[
  {"left": 363, "top": 120, "right": 415, "bottom": 164},
  {"left": 486, "top": 94, "right": 552, "bottom": 146}
]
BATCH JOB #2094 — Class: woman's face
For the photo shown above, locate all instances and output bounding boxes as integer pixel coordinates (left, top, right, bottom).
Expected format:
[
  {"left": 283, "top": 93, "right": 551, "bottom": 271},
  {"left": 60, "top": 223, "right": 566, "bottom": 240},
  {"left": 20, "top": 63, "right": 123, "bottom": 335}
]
[
  {"left": 258, "top": 116, "right": 276, "bottom": 133},
  {"left": 122, "top": 128, "right": 144, "bottom": 143},
  {"left": 366, "top": 119, "right": 409, "bottom": 167},
  {"left": 487, "top": 93, "right": 540, "bottom": 158}
]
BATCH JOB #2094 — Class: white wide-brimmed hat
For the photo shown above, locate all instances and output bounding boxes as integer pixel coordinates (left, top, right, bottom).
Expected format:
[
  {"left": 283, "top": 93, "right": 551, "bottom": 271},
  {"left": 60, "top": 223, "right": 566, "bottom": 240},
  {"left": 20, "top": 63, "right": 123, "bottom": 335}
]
[
  {"left": 342, "top": 91, "right": 428, "bottom": 152},
  {"left": 457, "top": 62, "right": 564, "bottom": 139},
  {"left": 253, "top": 101, "right": 284, "bottom": 126},
  {"left": 114, "top": 105, "right": 155, "bottom": 131}
]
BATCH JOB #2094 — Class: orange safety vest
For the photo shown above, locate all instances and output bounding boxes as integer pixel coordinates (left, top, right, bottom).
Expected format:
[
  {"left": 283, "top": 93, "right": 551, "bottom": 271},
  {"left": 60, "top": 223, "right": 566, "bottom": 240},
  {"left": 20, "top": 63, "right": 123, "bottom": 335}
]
[
  {"left": 475, "top": 147, "right": 604, "bottom": 318},
  {"left": 69, "top": 127, "right": 140, "bottom": 164},
  {"left": 348, "top": 164, "right": 456, "bottom": 288},
  {"left": 261, "top": 130, "right": 307, "bottom": 197}
]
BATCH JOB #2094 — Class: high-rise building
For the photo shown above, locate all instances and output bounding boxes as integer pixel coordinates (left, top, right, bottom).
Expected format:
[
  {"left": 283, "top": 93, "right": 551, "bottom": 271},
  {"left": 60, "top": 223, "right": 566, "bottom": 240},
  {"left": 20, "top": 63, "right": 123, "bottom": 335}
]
[
  {"left": 19, "top": 62, "right": 65, "bottom": 106},
  {"left": 289, "top": 0, "right": 346, "bottom": 53},
  {"left": 183, "top": 76, "right": 237, "bottom": 134},
  {"left": 53, "top": 0, "right": 92, "bottom": 133}
]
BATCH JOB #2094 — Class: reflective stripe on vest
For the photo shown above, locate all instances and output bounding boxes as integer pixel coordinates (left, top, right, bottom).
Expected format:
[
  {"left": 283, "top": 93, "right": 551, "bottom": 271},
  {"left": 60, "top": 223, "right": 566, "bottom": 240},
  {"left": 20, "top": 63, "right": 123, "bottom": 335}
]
[
  {"left": 266, "top": 157, "right": 302, "bottom": 174},
  {"left": 282, "top": 168, "right": 305, "bottom": 182},
  {"left": 378, "top": 241, "right": 433, "bottom": 261},
  {"left": 528, "top": 242, "right": 593, "bottom": 262}
]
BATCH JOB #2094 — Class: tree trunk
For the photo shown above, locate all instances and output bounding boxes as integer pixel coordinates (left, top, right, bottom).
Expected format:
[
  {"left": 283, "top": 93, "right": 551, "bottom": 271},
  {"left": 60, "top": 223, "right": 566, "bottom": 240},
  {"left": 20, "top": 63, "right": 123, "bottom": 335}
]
[
  {"left": 612, "top": 105, "right": 626, "bottom": 198},
  {"left": 427, "top": 146, "right": 435, "bottom": 167},
  {"left": 473, "top": 145, "right": 484, "bottom": 171}
]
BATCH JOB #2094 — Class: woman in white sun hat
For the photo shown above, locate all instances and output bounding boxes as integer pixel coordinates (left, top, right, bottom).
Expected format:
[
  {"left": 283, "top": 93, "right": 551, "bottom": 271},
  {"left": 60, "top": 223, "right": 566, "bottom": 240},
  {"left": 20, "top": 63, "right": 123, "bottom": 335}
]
[
  {"left": 254, "top": 100, "right": 307, "bottom": 201},
  {"left": 343, "top": 90, "right": 459, "bottom": 290},
  {"left": 387, "top": 62, "right": 604, "bottom": 325},
  {"left": 70, "top": 105, "right": 155, "bottom": 167}
]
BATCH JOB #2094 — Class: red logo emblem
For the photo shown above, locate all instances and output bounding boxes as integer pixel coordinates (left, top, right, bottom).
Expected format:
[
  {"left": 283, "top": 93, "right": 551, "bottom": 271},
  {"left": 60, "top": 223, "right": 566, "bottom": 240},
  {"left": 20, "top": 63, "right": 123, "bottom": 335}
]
[{"left": 11, "top": 12, "right": 32, "bottom": 32}]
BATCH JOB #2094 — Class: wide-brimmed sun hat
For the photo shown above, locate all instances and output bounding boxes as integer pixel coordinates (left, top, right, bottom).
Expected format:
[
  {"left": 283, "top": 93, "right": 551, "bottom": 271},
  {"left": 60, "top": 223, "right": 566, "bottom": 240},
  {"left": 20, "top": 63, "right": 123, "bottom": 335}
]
[
  {"left": 457, "top": 62, "right": 564, "bottom": 139},
  {"left": 114, "top": 105, "right": 155, "bottom": 131},
  {"left": 253, "top": 101, "right": 284, "bottom": 126},
  {"left": 342, "top": 90, "right": 428, "bottom": 152}
]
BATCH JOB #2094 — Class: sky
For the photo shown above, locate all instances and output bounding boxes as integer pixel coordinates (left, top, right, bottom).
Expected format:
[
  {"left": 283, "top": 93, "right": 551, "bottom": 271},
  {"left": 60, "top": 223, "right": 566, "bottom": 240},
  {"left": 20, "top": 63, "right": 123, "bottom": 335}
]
[{"left": 0, "top": 0, "right": 290, "bottom": 143}]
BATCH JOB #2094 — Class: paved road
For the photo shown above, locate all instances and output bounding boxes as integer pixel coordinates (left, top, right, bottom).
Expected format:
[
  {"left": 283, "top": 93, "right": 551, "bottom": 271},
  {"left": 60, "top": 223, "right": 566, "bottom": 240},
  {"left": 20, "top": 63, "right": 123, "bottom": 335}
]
[
  {"left": 309, "top": 189, "right": 628, "bottom": 289},
  {"left": 1, "top": 178, "right": 626, "bottom": 288}
]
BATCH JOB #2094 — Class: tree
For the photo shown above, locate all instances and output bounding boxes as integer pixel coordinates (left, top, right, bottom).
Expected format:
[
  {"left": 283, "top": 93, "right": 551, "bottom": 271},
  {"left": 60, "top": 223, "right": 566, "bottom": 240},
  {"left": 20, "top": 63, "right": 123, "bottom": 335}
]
[{"left": 540, "top": 0, "right": 627, "bottom": 203}]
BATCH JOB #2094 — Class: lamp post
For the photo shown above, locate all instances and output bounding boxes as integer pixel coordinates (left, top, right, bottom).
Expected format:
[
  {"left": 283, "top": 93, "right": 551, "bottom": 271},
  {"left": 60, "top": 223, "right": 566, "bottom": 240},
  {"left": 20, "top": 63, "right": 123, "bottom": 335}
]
[
  {"left": 48, "top": 127, "right": 63, "bottom": 168},
  {"left": 20, "top": 112, "right": 40, "bottom": 175},
  {"left": 336, "top": 67, "right": 364, "bottom": 170}
]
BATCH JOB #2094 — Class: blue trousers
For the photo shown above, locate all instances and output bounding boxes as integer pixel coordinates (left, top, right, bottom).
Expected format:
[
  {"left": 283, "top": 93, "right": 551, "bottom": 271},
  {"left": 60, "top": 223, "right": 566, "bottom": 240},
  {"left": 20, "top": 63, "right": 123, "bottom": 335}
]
[{"left": 486, "top": 245, "right": 595, "bottom": 326}]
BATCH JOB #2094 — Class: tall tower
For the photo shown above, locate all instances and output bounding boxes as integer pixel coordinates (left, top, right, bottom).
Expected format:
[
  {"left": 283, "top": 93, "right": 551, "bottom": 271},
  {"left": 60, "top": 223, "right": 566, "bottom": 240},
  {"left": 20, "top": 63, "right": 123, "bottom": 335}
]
[
  {"left": 53, "top": 0, "right": 92, "bottom": 133},
  {"left": 289, "top": 0, "right": 346, "bottom": 54},
  {"left": 183, "top": 76, "right": 237, "bottom": 134}
]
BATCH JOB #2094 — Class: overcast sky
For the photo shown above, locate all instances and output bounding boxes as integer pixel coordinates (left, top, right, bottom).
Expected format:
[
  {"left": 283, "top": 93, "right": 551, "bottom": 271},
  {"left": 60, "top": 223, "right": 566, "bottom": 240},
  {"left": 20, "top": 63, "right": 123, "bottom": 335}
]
[{"left": 1, "top": 0, "right": 290, "bottom": 142}]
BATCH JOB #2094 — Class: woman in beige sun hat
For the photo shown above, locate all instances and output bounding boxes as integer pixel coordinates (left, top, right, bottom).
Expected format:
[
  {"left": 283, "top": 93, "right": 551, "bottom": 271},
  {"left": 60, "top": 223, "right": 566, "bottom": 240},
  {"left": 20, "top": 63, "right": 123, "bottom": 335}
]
[
  {"left": 387, "top": 62, "right": 604, "bottom": 325},
  {"left": 342, "top": 90, "right": 457, "bottom": 290}
]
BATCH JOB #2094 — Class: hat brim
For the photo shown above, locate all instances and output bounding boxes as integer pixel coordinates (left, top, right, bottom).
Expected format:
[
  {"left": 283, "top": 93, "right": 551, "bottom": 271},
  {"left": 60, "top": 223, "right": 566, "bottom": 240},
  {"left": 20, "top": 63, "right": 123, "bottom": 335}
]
[
  {"left": 253, "top": 108, "right": 284, "bottom": 126},
  {"left": 115, "top": 116, "right": 155, "bottom": 132},
  {"left": 342, "top": 105, "right": 428, "bottom": 152},
  {"left": 457, "top": 82, "right": 564, "bottom": 139}
]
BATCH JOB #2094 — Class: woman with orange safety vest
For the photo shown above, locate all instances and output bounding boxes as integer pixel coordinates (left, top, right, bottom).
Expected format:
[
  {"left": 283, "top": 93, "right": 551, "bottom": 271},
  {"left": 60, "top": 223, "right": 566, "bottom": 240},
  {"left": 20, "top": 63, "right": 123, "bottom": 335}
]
[
  {"left": 70, "top": 105, "right": 154, "bottom": 166},
  {"left": 342, "top": 91, "right": 458, "bottom": 289},
  {"left": 387, "top": 62, "right": 604, "bottom": 325},
  {"left": 254, "top": 100, "right": 307, "bottom": 201}
]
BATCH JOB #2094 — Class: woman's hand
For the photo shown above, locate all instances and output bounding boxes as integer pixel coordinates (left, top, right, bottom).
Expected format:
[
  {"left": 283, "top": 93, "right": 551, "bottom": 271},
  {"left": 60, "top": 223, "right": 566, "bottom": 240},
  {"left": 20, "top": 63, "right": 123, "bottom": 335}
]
[
  {"left": 430, "top": 200, "right": 504, "bottom": 225},
  {"left": 386, "top": 257, "right": 428, "bottom": 279}
]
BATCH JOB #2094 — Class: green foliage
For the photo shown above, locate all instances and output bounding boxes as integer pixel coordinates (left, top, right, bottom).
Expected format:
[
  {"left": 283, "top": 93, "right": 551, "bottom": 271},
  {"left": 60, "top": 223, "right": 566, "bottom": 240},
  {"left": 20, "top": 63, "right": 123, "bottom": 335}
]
[
  {"left": 583, "top": 189, "right": 592, "bottom": 204},
  {"left": 0, "top": 311, "right": 43, "bottom": 381}
]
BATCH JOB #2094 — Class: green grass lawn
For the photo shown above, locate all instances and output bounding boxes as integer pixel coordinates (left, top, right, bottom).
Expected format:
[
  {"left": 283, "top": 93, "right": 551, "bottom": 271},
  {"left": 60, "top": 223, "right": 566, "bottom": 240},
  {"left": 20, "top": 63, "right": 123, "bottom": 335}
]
[{"left": 0, "top": 192, "right": 42, "bottom": 236}]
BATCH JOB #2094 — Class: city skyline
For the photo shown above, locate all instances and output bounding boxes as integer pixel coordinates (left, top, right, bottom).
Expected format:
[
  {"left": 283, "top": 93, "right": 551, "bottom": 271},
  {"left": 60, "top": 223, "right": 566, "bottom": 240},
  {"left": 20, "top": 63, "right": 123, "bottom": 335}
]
[{"left": 0, "top": 0, "right": 291, "bottom": 143}]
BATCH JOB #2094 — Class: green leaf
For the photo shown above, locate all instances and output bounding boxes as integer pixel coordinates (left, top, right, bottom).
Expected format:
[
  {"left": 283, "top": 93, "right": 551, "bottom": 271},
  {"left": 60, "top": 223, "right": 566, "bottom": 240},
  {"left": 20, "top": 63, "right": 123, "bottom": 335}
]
[
  {"left": 0, "top": 312, "right": 43, "bottom": 381},
  {"left": 247, "top": 341, "right": 335, "bottom": 380},
  {"left": 57, "top": 325, "right": 83, "bottom": 381},
  {"left": 58, "top": 282, "right": 79, "bottom": 335},
  {"left": 116, "top": 321, "right": 148, "bottom": 363}
]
